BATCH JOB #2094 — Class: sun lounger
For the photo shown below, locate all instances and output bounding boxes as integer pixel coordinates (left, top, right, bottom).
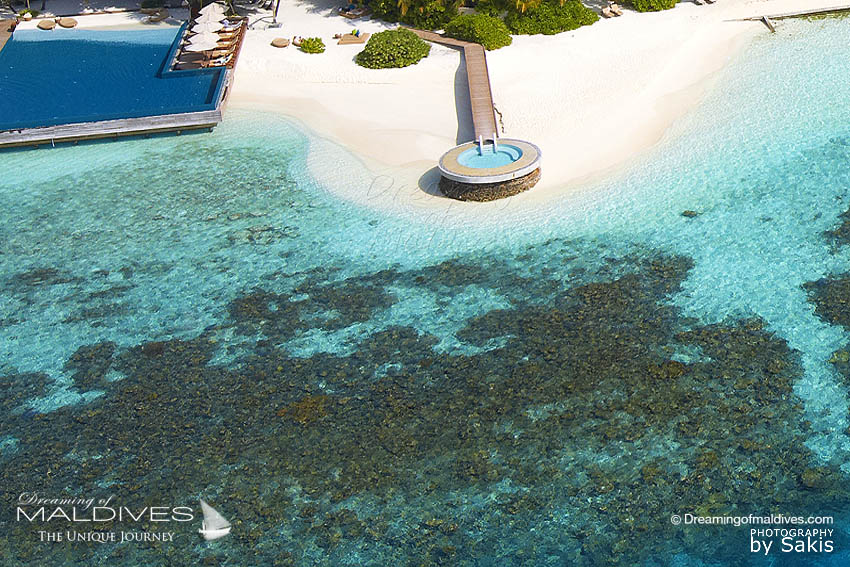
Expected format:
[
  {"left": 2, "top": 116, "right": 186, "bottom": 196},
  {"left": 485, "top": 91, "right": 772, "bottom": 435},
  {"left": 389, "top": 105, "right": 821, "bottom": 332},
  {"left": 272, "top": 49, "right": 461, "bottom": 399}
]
[
  {"left": 271, "top": 37, "right": 290, "bottom": 48},
  {"left": 601, "top": 6, "right": 614, "bottom": 17},
  {"left": 174, "top": 61, "right": 204, "bottom": 70},
  {"left": 180, "top": 47, "right": 236, "bottom": 61},
  {"left": 205, "top": 54, "right": 234, "bottom": 67},
  {"left": 337, "top": 32, "right": 370, "bottom": 45},
  {"left": 610, "top": 3, "right": 623, "bottom": 15},
  {"left": 147, "top": 10, "right": 169, "bottom": 23},
  {"left": 187, "top": 29, "right": 241, "bottom": 40},
  {"left": 58, "top": 17, "right": 78, "bottom": 28},
  {"left": 37, "top": 19, "right": 56, "bottom": 30},
  {"left": 339, "top": 6, "right": 370, "bottom": 19}
]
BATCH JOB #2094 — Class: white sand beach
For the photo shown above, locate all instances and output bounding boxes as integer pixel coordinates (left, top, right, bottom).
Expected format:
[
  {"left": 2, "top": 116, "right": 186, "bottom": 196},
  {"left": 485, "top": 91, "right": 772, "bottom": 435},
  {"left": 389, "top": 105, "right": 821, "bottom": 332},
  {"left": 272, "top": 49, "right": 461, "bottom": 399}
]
[{"left": 226, "top": 0, "right": 845, "bottom": 210}]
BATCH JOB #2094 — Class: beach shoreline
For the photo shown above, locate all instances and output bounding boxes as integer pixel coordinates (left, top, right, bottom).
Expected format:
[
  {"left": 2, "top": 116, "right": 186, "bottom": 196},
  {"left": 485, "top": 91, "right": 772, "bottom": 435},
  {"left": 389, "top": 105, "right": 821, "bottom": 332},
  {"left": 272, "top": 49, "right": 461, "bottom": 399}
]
[
  {"left": 225, "top": 0, "right": 844, "bottom": 211},
  {"left": 7, "top": 0, "right": 843, "bottom": 212}
]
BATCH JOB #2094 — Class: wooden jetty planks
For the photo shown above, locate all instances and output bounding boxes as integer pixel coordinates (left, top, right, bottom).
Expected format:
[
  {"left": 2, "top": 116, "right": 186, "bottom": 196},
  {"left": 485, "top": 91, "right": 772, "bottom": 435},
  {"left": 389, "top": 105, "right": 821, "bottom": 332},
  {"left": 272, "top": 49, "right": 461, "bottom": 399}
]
[
  {"left": 756, "top": 4, "right": 850, "bottom": 19},
  {"left": 410, "top": 29, "right": 499, "bottom": 140}
]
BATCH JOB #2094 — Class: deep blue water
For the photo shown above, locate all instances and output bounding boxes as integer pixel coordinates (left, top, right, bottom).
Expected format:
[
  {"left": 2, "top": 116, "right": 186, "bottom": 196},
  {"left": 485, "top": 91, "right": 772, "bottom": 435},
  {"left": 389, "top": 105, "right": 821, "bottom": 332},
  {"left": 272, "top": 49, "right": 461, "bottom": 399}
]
[
  {"left": 0, "top": 28, "right": 223, "bottom": 131},
  {"left": 0, "top": 15, "right": 849, "bottom": 567}
]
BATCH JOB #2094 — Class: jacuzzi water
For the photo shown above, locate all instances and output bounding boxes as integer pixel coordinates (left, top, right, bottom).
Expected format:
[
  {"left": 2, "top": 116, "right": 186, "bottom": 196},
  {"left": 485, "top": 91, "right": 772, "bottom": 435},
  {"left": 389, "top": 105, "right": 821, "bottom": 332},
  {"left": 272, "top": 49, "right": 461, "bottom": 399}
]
[
  {"left": 457, "top": 143, "right": 523, "bottom": 168},
  {"left": 0, "top": 16, "right": 849, "bottom": 567}
]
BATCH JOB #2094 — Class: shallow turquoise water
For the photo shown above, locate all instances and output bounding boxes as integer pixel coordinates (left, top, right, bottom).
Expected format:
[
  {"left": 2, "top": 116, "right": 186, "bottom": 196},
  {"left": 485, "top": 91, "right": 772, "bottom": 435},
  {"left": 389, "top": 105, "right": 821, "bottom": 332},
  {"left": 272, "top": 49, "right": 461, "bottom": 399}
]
[{"left": 1, "top": 16, "right": 850, "bottom": 567}]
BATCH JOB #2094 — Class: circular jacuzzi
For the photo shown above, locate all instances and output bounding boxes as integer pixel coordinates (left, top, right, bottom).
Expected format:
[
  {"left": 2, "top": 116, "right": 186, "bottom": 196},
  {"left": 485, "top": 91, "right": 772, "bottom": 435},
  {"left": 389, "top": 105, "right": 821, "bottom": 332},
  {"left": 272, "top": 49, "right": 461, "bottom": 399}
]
[
  {"left": 437, "top": 138, "right": 541, "bottom": 201},
  {"left": 457, "top": 143, "right": 524, "bottom": 169}
]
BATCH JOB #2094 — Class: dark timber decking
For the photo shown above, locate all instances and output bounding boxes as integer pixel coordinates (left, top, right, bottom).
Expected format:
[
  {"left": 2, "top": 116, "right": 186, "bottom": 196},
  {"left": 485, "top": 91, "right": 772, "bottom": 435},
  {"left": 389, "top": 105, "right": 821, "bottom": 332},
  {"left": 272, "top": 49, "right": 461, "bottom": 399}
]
[
  {"left": 0, "top": 109, "right": 223, "bottom": 148},
  {"left": 0, "top": 20, "right": 13, "bottom": 53},
  {"left": 411, "top": 29, "right": 499, "bottom": 141}
]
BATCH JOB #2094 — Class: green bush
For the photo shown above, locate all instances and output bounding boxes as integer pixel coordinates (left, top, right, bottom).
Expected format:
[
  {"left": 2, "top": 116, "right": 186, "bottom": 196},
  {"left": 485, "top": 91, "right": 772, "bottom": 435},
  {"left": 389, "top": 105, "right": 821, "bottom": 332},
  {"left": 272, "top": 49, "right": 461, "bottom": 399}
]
[
  {"left": 630, "top": 0, "right": 677, "bottom": 11},
  {"left": 444, "top": 13, "right": 512, "bottom": 50},
  {"left": 299, "top": 37, "right": 325, "bottom": 53},
  {"left": 18, "top": 8, "right": 40, "bottom": 16},
  {"left": 369, "top": 0, "right": 459, "bottom": 30},
  {"left": 473, "top": 0, "right": 509, "bottom": 17},
  {"left": 140, "top": 0, "right": 165, "bottom": 8},
  {"left": 408, "top": 0, "right": 456, "bottom": 28},
  {"left": 505, "top": 0, "right": 598, "bottom": 35},
  {"left": 369, "top": 0, "right": 400, "bottom": 22},
  {"left": 356, "top": 28, "right": 431, "bottom": 69}
]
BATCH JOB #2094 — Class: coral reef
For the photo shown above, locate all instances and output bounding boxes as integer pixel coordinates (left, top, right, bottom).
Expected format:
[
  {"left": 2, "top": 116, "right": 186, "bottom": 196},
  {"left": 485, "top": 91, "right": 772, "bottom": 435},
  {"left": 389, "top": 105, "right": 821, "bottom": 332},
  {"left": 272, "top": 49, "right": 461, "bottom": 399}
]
[{"left": 1, "top": 245, "right": 846, "bottom": 566}]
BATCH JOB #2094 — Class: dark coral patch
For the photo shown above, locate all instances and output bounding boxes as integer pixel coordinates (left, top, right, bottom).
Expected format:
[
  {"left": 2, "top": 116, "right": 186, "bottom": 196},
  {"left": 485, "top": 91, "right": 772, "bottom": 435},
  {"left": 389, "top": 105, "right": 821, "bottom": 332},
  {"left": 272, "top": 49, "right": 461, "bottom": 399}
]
[
  {"left": 825, "top": 207, "right": 850, "bottom": 248},
  {"left": 0, "top": 247, "right": 846, "bottom": 566},
  {"left": 0, "top": 372, "right": 50, "bottom": 414},
  {"left": 804, "top": 276, "right": 850, "bottom": 329},
  {"left": 11, "top": 267, "right": 80, "bottom": 288},
  {"left": 66, "top": 342, "right": 116, "bottom": 389}
]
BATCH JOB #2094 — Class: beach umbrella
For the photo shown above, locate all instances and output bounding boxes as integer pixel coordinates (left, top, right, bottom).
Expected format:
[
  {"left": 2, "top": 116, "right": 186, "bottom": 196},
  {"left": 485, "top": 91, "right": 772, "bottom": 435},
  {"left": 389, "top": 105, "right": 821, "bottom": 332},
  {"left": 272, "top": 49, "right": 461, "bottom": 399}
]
[
  {"left": 190, "top": 20, "right": 224, "bottom": 33},
  {"left": 188, "top": 31, "right": 223, "bottom": 45},
  {"left": 199, "top": 2, "right": 227, "bottom": 16},
  {"left": 184, "top": 40, "right": 220, "bottom": 52},
  {"left": 195, "top": 11, "right": 226, "bottom": 23}
]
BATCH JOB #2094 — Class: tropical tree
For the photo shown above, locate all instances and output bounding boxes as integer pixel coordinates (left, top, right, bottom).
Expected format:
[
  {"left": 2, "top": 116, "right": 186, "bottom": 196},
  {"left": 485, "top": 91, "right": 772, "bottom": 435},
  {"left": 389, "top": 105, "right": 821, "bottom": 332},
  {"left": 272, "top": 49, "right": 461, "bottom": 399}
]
[{"left": 514, "top": 0, "right": 541, "bottom": 13}]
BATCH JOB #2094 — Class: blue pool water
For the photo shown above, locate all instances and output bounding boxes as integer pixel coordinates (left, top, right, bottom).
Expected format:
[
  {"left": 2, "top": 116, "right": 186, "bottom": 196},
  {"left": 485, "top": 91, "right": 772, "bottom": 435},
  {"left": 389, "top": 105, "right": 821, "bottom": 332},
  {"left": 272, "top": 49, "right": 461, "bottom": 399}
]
[
  {"left": 458, "top": 142, "right": 523, "bottom": 168},
  {"left": 1, "top": 16, "right": 850, "bottom": 567},
  {"left": 0, "top": 28, "right": 224, "bottom": 131}
]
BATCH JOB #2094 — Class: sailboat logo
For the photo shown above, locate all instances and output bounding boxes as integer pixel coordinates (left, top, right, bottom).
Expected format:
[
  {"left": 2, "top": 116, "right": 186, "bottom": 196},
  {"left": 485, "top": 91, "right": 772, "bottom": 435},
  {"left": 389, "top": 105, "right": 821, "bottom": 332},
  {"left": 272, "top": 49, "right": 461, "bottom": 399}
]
[{"left": 198, "top": 499, "right": 231, "bottom": 541}]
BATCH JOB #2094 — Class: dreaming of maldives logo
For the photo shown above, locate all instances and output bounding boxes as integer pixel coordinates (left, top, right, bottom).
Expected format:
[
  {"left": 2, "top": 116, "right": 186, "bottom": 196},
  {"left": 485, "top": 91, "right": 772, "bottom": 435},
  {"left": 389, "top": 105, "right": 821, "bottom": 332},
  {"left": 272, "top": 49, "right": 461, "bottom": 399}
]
[{"left": 16, "top": 493, "right": 231, "bottom": 543}]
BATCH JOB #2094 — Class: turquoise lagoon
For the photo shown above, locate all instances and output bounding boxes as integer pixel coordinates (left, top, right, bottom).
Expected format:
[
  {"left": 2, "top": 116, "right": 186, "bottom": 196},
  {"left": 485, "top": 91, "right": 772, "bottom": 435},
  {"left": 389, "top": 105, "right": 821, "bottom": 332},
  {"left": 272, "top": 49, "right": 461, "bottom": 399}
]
[{"left": 1, "top": 17, "right": 850, "bottom": 567}]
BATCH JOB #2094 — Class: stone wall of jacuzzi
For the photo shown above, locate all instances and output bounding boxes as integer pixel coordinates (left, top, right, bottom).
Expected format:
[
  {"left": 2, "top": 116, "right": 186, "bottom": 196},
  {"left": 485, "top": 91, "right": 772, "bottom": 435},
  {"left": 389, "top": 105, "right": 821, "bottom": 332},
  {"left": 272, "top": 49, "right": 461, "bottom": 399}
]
[{"left": 439, "top": 168, "right": 541, "bottom": 202}]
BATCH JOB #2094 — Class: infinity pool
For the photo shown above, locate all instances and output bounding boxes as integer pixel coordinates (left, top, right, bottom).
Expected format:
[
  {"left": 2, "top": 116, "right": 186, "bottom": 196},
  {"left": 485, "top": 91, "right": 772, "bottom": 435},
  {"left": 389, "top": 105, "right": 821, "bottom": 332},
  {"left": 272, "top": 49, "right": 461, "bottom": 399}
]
[{"left": 0, "top": 27, "right": 224, "bottom": 131}]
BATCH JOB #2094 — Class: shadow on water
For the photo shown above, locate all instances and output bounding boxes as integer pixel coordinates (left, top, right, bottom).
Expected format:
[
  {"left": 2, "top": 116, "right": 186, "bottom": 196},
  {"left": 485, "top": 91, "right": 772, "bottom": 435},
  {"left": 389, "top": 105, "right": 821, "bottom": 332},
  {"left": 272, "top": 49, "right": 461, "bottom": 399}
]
[{"left": 417, "top": 166, "right": 446, "bottom": 198}]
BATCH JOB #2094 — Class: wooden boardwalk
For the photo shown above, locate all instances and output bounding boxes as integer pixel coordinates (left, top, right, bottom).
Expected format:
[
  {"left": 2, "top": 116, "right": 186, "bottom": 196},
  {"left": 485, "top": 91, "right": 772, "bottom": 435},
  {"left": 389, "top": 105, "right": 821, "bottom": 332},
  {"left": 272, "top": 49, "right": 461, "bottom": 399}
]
[{"left": 411, "top": 29, "right": 499, "bottom": 141}]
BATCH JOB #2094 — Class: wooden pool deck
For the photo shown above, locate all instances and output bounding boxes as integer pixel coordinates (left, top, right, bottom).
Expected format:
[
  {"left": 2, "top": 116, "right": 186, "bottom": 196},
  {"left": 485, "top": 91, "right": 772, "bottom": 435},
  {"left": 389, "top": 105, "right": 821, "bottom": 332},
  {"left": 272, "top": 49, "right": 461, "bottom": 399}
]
[
  {"left": 0, "top": 109, "right": 223, "bottom": 148},
  {"left": 411, "top": 29, "right": 499, "bottom": 142},
  {"left": 0, "top": 20, "right": 13, "bottom": 53},
  {"left": 0, "top": 19, "right": 247, "bottom": 149}
]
